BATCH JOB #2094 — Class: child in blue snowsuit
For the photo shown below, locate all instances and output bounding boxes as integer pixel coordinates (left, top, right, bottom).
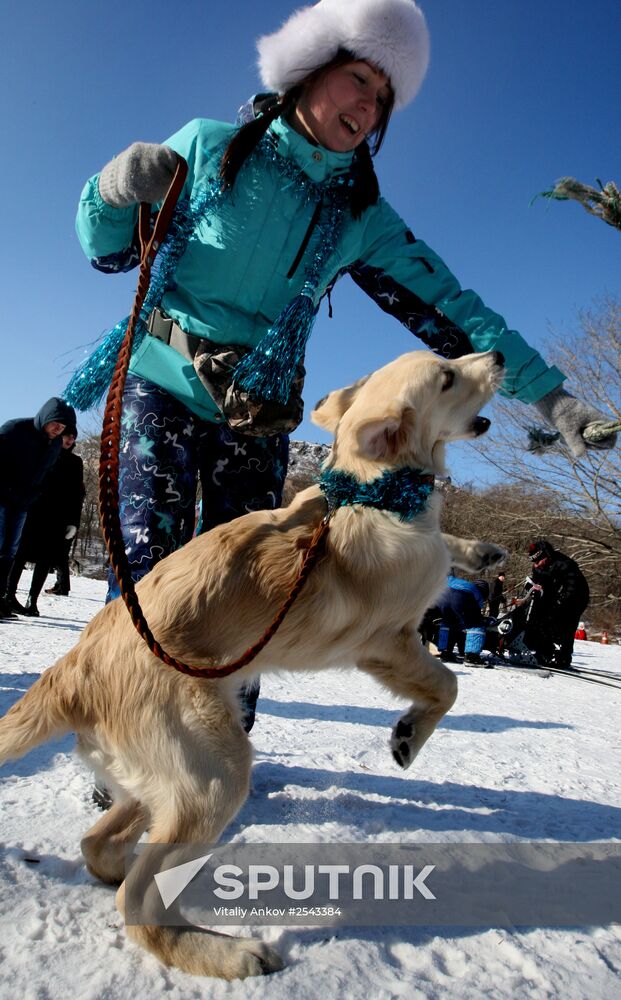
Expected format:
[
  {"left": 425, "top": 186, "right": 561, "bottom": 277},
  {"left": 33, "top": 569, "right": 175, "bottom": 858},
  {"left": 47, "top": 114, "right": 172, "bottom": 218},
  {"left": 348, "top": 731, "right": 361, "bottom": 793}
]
[{"left": 433, "top": 576, "right": 487, "bottom": 665}]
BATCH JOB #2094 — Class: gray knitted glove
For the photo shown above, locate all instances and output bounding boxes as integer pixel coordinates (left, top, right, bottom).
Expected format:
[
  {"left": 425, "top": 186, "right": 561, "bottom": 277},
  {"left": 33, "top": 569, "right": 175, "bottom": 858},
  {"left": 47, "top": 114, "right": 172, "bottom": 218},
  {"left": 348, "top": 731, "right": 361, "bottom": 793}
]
[
  {"left": 98, "top": 142, "right": 179, "bottom": 207},
  {"left": 534, "top": 386, "right": 618, "bottom": 458}
]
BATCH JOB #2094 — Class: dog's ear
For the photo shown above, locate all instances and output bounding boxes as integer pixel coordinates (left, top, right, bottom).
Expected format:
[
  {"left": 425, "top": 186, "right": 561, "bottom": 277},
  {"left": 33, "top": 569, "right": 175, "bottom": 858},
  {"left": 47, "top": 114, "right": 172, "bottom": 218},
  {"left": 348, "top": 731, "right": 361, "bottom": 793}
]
[
  {"left": 310, "top": 374, "right": 371, "bottom": 433},
  {"left": 356, "top": 406, "right": 416, "bottom": 461}
]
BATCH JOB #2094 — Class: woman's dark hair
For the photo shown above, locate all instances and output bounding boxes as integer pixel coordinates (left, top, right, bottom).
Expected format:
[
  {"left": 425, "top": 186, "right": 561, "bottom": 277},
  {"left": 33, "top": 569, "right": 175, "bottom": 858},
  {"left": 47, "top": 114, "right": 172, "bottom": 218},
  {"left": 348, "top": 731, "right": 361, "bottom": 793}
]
[{"left": 220, "top": 49, "right": 394, "bottom": 218}]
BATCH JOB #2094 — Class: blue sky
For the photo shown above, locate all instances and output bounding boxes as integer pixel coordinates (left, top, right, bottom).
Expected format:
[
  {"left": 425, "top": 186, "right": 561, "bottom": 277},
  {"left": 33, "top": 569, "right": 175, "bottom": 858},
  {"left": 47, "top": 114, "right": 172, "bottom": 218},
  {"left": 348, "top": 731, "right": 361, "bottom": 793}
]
[{"left": 1, "top": 0, "right": 619, "bottom": 483}]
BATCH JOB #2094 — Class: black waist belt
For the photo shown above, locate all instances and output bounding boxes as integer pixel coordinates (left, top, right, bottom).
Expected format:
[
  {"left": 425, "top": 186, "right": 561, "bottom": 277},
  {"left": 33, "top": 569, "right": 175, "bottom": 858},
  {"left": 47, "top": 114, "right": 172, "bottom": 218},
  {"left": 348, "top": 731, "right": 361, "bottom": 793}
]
[{"left": 147, "top": 308, "right": 201, "bottom": 362}]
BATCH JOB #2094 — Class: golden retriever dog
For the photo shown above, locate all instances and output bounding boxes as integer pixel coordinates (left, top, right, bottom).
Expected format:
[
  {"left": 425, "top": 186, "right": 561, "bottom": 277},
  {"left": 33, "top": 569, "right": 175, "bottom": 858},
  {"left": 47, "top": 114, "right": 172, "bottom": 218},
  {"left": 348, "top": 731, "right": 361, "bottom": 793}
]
[{"left": 0, "top": 349, "right": 506, "bottom": 980}]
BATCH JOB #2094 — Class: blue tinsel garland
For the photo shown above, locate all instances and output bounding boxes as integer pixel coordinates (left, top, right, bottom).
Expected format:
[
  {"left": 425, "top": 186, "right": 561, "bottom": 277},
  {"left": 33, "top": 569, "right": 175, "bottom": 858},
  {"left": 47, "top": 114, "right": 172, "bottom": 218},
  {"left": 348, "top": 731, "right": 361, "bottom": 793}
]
[
  {"left": 64, "top": 132, "right": 354, "bottom": 411},
  {"left": 63, "top": 192, "right": 199, "bottom": 411},
  {"left": 319, "top": 467, "right": 435, "bottom": 522},
  {"left": 233, "top": 168, "right": 351, "bottom": 404}
]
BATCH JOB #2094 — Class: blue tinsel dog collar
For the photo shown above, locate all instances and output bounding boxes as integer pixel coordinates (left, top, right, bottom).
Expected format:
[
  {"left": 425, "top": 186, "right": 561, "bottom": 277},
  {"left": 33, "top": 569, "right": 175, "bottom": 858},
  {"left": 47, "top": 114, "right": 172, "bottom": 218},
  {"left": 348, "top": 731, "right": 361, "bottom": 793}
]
[{"left": 319, "top": 467, "right": 435, "bottom": 522}]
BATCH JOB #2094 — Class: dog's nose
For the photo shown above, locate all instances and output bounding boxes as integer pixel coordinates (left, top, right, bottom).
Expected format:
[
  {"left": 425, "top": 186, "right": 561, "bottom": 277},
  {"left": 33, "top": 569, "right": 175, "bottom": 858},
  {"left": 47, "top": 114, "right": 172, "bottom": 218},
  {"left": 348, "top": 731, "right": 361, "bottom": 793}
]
[
  {"left": 473, "top": 416, "right": 491, "bottom": 436},
  {"left": 493, "top": 350, "right": 505, "bottom": 367}
]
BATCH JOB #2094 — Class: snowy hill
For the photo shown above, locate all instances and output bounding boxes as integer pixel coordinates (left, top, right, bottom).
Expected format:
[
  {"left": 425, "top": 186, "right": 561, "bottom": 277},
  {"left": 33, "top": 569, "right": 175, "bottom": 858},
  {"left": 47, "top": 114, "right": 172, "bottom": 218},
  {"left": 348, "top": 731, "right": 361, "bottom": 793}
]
[
  {"left": 284, "top": 439, "right": 330, "bottom": 500},
  {"left": 1, "top": 573, "right": 620, "bottom": 999}
]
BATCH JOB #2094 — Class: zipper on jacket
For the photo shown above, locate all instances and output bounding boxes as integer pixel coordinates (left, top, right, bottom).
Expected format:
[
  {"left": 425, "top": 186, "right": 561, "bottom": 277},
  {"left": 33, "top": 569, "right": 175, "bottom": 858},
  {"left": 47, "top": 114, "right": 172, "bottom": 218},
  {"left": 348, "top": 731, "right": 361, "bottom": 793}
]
[{"left": 287, "top": 200, "right": 323, "bottom": 279}]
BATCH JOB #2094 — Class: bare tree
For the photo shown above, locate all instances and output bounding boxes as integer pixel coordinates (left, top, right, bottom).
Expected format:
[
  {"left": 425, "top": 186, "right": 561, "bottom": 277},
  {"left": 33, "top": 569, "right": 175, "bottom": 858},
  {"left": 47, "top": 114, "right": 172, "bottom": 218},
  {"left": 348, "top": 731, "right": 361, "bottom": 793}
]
[
  {"left": 465, "top": 297, "right": 621, "bottom": 627},
  {"left": 73, "top": 409, "right": 107, "bottom": 577}
]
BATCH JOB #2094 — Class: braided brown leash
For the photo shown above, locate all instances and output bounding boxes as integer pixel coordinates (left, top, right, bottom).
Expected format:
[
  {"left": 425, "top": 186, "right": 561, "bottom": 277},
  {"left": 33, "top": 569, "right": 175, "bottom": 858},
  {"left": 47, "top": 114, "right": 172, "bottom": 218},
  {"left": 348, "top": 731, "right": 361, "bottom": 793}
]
[{"left": 99, "top": 157, "right": 331, "bottom": 679}]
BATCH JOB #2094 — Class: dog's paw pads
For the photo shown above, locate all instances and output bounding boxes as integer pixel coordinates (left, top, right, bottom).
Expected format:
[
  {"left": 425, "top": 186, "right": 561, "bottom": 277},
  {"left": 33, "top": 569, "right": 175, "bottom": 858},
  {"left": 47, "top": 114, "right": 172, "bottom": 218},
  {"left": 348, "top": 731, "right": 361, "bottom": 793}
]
[
  {"left": 390, "top": 719, "right": 417, "bottom": 770},
  {"left": 394, "top": 720, "right": 413, "bottom": 739}
]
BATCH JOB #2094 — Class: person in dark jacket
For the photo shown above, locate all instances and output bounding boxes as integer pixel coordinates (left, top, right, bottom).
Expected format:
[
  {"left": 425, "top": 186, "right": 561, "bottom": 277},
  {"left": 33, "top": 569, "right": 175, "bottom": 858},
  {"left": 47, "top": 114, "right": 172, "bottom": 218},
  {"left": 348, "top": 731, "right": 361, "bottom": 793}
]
[
  {"left": 488, "top": 573, "right": 506, "bottom": 618},
  {"left": 7, "top": 428, "right": 85, "bottom": 616},
  {"left": 526, "top": 539, "right": 590, "bottom": 668},
  {"left": 46, "top": 430, "right": 85, "bottom": 598},
  {"left": 0, "top": 397, "right": 76, "bottom": 619}
]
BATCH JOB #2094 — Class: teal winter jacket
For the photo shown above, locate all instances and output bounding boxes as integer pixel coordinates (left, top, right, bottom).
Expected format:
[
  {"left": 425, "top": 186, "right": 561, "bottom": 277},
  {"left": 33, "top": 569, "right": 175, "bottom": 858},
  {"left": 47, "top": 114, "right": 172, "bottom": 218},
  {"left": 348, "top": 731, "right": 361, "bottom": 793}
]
[{"left": 76, "top": 116, "right": 564, "bottom": 422}]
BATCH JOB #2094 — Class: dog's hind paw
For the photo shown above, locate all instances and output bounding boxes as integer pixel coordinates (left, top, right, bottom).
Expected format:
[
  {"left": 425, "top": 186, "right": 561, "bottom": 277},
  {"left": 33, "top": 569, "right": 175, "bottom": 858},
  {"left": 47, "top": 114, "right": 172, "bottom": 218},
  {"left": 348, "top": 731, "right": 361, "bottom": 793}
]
[
  {"left": 390, "top": 718, "right": 418, "bottom": 770},
  {"left": 234, "top": 941, "right": 284, "bottom": 979},
  {"left": 197, "top": 936, "right": 284, "bottom": 979}
]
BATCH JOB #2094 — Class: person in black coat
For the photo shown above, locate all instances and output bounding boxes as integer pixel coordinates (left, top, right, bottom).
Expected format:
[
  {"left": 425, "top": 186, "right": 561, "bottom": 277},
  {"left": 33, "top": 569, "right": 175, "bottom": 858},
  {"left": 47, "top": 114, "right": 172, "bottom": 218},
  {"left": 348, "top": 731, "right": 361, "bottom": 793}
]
[
  {"left": 526, "top": 539, "right": 590, "bottom": 668},
  {"left": 0, "top": 397, "right": 76, "bottom": 619},
  {"left": 7, "top": 427, "right": 85, "bottom": 616},
  {"left": 47, "top": 428, "right": 85, "bottom": 597},
  {"left": 488, "top": 573, "right": 506, "bottom": 618},
  {"left": 46, "top": 430, "right": 85, "bottom": 597}
]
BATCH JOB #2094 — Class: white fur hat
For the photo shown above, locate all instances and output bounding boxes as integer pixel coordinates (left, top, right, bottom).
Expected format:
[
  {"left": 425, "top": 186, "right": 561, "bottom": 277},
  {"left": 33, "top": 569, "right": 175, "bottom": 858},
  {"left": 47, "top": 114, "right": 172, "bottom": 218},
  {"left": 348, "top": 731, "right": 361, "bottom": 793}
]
[{"left": 257, "top": 0, "right": 430, "bottom": 110}]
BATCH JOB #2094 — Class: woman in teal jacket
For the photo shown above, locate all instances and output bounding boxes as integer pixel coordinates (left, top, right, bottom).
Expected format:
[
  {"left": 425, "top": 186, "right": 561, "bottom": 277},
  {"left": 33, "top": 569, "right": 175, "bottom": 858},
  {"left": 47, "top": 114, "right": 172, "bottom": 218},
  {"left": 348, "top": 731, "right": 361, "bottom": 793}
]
[{"left": 67, "top": 0, "right": 614, "bottom": 735}]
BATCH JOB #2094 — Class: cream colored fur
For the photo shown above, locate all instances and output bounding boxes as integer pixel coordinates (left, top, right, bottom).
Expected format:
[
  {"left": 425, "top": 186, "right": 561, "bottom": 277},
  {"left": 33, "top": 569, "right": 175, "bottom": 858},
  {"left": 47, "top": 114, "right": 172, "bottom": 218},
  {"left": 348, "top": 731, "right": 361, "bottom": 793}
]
[{"left": 0, "top": 349, "right": 505, "bottom": 980}]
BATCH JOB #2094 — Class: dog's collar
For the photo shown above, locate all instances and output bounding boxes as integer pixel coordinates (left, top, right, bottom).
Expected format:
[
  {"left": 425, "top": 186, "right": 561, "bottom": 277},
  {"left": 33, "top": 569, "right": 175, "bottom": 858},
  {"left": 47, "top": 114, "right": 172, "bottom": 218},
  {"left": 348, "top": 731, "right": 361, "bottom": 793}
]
[{"left": 319, "top": 467, "right": 435, "bottom": 522}]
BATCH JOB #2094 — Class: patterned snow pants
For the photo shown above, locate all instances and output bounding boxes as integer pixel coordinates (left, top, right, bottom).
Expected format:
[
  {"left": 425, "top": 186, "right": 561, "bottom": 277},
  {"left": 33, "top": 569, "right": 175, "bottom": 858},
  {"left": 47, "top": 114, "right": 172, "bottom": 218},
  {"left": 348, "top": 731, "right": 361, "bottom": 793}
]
[{"left": 107, "top": 374, "right": 290, "bottom": 730}]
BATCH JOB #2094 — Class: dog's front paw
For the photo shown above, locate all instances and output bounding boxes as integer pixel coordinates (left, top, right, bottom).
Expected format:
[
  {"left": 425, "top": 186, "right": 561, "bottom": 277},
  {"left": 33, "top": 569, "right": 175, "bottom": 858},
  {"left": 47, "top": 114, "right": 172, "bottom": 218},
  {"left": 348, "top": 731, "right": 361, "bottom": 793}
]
[
  {"left": 443, "top": 534, "right": 507, "bottom": 574},
  {"left": 390, "top": 717, "right": 418, "bottom": 770},
  {"left": 469, "top": 542, "right": 507, "bottom": 573}
]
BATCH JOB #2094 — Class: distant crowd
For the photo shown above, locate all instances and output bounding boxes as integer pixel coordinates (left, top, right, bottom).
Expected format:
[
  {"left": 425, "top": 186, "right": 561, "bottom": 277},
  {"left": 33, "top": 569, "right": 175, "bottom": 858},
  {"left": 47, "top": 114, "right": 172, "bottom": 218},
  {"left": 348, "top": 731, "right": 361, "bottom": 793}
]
[{"left": 422, "top": 538, "right": 594, "bottom": 670}]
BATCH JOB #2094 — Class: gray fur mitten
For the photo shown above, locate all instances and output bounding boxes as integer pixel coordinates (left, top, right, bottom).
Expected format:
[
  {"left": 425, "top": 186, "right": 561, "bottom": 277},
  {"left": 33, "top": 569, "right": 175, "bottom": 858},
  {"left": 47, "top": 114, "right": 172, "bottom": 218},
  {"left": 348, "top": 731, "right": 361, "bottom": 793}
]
[
  {"left": 98, "top": 142, "right": 179, "bottom": 207},
  {"left": 534, "top": 386, "right": 617, "bottom": 458}
]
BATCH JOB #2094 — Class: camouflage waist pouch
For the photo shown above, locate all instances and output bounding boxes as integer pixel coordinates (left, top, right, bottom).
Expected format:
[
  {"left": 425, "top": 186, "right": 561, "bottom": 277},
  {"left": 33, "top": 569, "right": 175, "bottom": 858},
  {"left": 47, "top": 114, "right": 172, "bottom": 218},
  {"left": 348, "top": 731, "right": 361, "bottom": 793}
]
[
  {"left": 146, "top": 310, "right": 305, "bottom": 437},
  {"left": 192, "top": 339, "right": 305, "bottom": 437}
]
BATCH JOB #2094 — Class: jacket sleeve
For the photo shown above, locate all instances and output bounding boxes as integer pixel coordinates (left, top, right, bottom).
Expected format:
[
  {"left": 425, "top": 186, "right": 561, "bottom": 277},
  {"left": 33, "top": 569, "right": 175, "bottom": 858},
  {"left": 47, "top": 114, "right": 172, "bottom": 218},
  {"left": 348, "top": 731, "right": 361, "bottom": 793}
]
[
  {"left": 75, "top": 119, "right": 205, "bottom": 271},
  {"left": 351, "top": 198, "right": 566, "bottom": 404},
  {"left": 0, "top": 424, "right": 14, "bottom": 504},
  {"left": 552, "top": 557, "right": 588, "bottom": 607}
]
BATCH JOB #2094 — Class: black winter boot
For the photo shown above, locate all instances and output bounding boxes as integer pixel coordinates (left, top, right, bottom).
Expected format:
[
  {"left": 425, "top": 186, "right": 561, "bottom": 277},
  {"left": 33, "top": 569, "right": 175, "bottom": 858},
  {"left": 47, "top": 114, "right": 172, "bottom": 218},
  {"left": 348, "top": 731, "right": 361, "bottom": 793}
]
[
  {"left": 0, "top": 596, "right": 17, "bottom": 619},
  {"left": 8, "top": 595, "right": 28, "bottom": 614},
  {"left": 24, "top": 596, "right": 40, "bottom": 617},
  {"left": 464, "top": 652, "right": 482, "bottom": 666}
]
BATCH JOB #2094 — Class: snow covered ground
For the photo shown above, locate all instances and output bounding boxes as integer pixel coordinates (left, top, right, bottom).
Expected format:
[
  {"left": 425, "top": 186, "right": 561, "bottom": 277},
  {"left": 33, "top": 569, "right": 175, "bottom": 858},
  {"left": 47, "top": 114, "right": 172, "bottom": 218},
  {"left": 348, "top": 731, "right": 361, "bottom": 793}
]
[{"left": 1, "top": 572, "right": 620, "bottom": 999}]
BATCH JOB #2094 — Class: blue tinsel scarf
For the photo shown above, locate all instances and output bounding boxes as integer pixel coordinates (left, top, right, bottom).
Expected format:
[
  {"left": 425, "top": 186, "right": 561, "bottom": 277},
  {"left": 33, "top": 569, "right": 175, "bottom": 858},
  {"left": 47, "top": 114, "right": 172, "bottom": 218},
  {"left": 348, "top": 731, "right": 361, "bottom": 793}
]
[
  {"left": 64, "top": 131, "right": 353, "bottom": 412},
  {"left": 319, "top": 467, "right": 435, "bottom": 522}
]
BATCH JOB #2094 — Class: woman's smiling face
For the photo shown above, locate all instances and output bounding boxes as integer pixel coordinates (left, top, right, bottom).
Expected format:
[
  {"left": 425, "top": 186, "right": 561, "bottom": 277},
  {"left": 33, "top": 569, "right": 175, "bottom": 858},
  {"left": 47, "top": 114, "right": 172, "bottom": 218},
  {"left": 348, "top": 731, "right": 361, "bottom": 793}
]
[{"left": 292, "top": 60, "right": 392, "bottom": 152}]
